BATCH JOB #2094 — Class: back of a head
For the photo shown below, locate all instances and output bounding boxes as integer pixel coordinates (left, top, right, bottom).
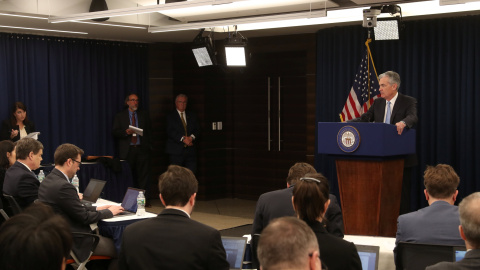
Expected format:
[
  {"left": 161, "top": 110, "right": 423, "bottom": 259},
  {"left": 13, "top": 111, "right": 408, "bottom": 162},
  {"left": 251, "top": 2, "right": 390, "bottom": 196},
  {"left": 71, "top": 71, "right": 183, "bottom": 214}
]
[
  {"left": 292, "top": 173, "right": 330, "bottom": 224},
  {"left": 158, "top": 165, "right": 198, "bottom": 207},
  {"left": 287, "top": 162, "right": 316, "bottom": 186},
  {"left": 0, "top": 203, "right": 72, "bottom": 270},
  {"left": 54, "top": 143, "right": 84, "bottom": 166},
  {"left": 423, "top": 164, "right": 460, "bottom": 199},
  {"left": 459, "top": 192, "right": 480, "bottom": 248},
  {"left": 15, "top": 138, "right": 43, "bottom": 160},
  {"left": 258, "top": 217, "right": 319, "bottom": 270},
  {"left": 0, "top": 140, "right": 15, "bottom": 169}
]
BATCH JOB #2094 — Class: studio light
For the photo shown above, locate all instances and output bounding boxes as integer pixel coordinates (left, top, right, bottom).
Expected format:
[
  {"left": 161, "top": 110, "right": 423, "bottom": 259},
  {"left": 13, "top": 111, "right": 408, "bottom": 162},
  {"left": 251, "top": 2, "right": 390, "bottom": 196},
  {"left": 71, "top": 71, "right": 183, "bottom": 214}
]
[
  {"left": 224, "top": 28, "right": 247, "bottom": 66},
  {"left": 192, "top": 29, "right": 217, "bottom": 67},
  {"left": 374, "top": 17, "right": 401, "bottom": 40}
]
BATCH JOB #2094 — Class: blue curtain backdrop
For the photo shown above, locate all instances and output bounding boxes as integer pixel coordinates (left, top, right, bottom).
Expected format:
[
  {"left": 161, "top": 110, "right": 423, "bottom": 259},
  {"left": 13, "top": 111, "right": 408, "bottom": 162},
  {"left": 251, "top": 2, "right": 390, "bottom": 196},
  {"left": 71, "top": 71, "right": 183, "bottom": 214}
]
[
  {"left": 0, "top": 33, "right": 148, "bottom": 163},
  {"left": 315, "top": 15, "right": 480, "bottom": 210}
]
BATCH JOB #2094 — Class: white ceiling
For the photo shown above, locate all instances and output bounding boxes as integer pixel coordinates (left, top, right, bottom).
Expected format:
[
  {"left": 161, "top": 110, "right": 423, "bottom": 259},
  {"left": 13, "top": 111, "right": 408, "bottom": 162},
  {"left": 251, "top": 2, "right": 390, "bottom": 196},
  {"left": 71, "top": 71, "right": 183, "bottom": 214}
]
[{"left": 0, "top": 0, "right": 479, "bottom": 43}]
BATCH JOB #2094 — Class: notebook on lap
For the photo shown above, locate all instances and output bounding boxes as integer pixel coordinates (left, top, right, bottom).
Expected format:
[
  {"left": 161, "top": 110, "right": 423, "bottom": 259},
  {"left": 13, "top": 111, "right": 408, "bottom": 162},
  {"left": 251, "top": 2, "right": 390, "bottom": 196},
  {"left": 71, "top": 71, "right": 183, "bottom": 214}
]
[
  {"left": 81, "top": 179, "right": 107, "bottom": 203},
  {"left": 356, "top": 244, "right": 380, "bottom": 270},
  {"left": 221, "top": 236, "right": 247, "bottom": 270},
  {"left": 117, "top": 187, "right": 145, "bottom": 216}
]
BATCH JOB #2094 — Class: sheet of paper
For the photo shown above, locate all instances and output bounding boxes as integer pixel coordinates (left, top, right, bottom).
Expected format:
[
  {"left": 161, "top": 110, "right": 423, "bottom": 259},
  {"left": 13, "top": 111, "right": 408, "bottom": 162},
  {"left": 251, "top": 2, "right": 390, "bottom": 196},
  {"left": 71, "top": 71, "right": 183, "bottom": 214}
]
[
  {"left": 128, "top": 125, "right": 143, "bottom": 136},
  {"left": 26, "top": 132, "right": 40, "bottom": 140}
]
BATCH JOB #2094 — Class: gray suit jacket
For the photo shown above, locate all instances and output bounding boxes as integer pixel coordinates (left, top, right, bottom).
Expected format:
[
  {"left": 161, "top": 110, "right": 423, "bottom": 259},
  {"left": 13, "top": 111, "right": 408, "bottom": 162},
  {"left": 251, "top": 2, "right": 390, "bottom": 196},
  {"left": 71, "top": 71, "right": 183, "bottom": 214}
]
[
  {"left": 3, "top": 161, "right": 39, "bottom": 209},
  {"left": 119, "top": 208, "right": 229, "bottom": 270},
  {"left": 426, "top": 249, "right": 480, "bottom": 270},
  {"left": 395, "top": 201, "right": 465, "bottom": 257}
]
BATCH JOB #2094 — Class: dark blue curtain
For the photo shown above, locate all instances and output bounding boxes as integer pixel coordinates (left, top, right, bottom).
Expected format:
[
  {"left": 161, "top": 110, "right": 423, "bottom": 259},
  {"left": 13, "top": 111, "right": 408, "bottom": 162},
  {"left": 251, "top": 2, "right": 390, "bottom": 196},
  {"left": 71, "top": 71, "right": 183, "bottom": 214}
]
[
  {"left": 0, "top": 33, "right": 148, "bottom": 163},
  {"left": 315, "top": 15, "right": 480, "bottom": 210}
]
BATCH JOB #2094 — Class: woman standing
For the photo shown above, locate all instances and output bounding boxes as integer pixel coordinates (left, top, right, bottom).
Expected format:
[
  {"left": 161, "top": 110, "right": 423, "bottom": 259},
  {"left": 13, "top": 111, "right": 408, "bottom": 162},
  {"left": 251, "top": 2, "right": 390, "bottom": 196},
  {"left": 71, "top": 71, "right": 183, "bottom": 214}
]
[{"left": 0, "top": 102, "right": 36, "bottom": 142}]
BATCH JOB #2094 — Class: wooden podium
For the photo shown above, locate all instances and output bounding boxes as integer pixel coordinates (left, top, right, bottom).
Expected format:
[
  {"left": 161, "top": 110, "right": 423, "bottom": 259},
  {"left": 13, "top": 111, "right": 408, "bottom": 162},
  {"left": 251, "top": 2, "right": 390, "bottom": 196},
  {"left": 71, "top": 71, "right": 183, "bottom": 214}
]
[{"left": 318, "top": 123, "right": 416, "bottom": 237}]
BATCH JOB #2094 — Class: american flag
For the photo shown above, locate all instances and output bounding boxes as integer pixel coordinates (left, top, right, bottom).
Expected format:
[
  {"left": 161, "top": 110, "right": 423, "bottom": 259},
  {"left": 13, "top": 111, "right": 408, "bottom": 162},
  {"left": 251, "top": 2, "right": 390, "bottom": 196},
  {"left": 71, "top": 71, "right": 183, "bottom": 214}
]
[{"left": 339, "top": 49, "right": 380, "bottom": 122}]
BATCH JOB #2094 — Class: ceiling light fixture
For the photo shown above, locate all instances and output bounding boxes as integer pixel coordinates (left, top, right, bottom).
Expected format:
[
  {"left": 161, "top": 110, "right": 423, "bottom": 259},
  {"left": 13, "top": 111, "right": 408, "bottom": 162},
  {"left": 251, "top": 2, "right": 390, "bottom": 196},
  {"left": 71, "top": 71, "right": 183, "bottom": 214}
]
[
  {"left": 0, "top": 13, "right": 47, "bottom": 20},
  {"left": 148, "top": 10, "right": 327, "bottom": 33},
  {"left": 74, "top": 21, "right": 147, "bottom": 29},
  {"left": 0, "top": 25, "right": 88, "bottom": 35},
  {"left": 48, "top": 0, "right": 250, "bottom": 23},
  {"left": 192, "top": 28, "right": 217, "bottom": 67},
  {"left": 225, "top": 26, "right": 247, "bottom": 66}
]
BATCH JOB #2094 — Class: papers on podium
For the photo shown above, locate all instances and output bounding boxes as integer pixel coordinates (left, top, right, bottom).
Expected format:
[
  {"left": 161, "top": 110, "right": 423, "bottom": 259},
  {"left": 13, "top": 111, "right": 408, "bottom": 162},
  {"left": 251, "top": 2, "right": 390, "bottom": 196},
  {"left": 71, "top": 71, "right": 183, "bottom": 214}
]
[
  {"left": 128, "top": 125, "right": 143, "bottom": 136},
  {"left": 26, "top": 132, "right": 40, "bottom": 140}
]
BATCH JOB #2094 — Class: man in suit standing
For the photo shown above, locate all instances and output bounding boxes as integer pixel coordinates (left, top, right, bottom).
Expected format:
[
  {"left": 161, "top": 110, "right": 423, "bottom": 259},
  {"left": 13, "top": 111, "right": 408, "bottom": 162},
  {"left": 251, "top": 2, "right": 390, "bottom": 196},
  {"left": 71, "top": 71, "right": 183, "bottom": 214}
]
[
  {"left": 3, "top": 137, "right": 43, "bottom": 209},
  {"left": 38, "top": 143, "right": 123, "bottom": 263},
  {"left": 427, "top": 192, "right": 480, "bottom": 270},
  {"left": 350, "top": 71, "right": 418, "bottom": 214},
  {"left": 165, "top": 94, "right": 200, "bottom": 174},
  {"left": 395, "top": 164, "right": 464, "bottom": 263},
  {"left": 119, "top": 165, "right": 229, "bottom": 270},
  {"left": 113, "top": 93, "right": 151, "bottom": 200},
  {"left": 257, "top": 217, "right": 322, "bottom": 270}
]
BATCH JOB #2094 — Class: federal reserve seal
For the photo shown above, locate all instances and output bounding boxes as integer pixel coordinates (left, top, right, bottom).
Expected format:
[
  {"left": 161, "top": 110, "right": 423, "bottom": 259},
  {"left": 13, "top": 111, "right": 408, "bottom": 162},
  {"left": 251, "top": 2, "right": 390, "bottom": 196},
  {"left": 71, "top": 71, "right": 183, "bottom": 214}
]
[{"left": 337, "top": 126, "right": 360, "bottom": 153}]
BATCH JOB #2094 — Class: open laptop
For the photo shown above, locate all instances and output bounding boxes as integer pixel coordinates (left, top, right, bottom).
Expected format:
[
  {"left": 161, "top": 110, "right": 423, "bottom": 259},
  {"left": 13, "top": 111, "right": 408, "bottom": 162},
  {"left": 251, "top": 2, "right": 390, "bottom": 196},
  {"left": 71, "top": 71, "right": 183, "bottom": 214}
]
[
  {"left": 81, "top": 179, "right": 107, "bottom": 203},
  {"left": 454, "top": 246, "right": 467, "bottom": 262},
  {"left": 117, "top": 187, "right": 145, "bottom": 216},
  {"left": 356, "top": 244, "right": 380, "bottom": 270},
  {"left": 221, "top": 236, "right": 247, "bottom": 270}
]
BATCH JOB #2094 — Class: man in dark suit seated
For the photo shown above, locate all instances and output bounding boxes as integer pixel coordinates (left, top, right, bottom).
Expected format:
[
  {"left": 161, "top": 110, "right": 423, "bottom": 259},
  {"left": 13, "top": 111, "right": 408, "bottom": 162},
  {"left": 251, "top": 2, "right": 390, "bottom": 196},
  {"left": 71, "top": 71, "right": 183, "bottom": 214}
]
[
  {"left": 257, "top": 217, "right": 322, "bottom": 270},
  {"left": 427, "top": 192, "right": 480, "bottom": 270},
  {"left": 38, "top": 143, "right": 124, "bottom": 264},
  {"left": 0, "top": 202, "right": 72, "bottom": 270},
  {"left": 252, "top": 162, "right": 344, "bottom": 238},
  {"left": 349, "top": 70, "right": 418, "bottom": 214},
  {"left": 119, "top": 165, "right": 229, "bottom": 270},
  {"left": 3, "top": 137, "right": 43, "bottom": 209},
  {"left": 395, "top": 164, "right": 465, "bottom": 260}
]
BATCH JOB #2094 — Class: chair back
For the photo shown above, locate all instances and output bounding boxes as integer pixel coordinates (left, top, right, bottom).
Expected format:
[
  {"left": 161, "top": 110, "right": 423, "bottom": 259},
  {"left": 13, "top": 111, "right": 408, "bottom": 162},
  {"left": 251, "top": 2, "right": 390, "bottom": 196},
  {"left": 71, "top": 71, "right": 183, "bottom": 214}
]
[
  {"left": 67, "top": 232, "right": 112, "bottom": 270},
  {"left": 251, "top": 234, "right": 261, "bottom": 269},
  {"left": 2, "top": 194, "right": 22, "bottom": 216},
  {"left": 396, "top": 242, "right": 465, "bottom": 270}
]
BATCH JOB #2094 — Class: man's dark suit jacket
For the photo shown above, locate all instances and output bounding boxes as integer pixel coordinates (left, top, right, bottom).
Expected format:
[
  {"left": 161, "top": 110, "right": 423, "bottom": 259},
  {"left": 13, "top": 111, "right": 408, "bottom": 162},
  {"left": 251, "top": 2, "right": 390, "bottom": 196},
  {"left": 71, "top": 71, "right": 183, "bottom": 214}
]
[
  {"left": 426, "top": 249, "right": 480, "bottom": 270},
  {"left": 119, "top": 208, "right": 229, "bottom": 270},
  {"left": 38, "top": 168, "right": 113, "bottom": 233},
  {"left": 165, "top": 110, "right": 200, "bottom": 155},
  {"left": 112, "top": 109, "right": 151, "bottom": 159},
  {"left": 309, "top": 220, "right": 362, "bottom": 270},
  {"left": 3, "top": 161, "right": 39, "bottom": 209},
  {"left": 350, "top": 93, "right": 418, "bottom": 128},
  {"left": 251, "top": 186, "right": 345, "bottom": 238},
  {"left": 0, "top": 120, "right": 35, "bottom": 142}
]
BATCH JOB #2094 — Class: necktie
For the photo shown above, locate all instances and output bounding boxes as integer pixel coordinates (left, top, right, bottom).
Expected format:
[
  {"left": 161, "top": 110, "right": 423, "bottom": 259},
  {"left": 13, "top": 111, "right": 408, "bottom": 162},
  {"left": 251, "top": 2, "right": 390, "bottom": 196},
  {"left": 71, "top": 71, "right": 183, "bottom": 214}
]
[
  {"left": 131, "top": 113, "right": 137, "bottom": 144},
  {"left": 385, "top": 101, "right": 391, "bottom": 124},
  {"left": 181, "top": 112, "right": 188, "bottom": 137}
]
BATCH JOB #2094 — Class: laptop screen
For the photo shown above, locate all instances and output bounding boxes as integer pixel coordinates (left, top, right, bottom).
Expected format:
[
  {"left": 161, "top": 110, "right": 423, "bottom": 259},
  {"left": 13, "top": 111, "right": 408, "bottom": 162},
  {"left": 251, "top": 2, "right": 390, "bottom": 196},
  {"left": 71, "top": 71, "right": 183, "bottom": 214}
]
[
  {"left": 356, "top": 244, "right": 380, "bottom": 270},
  {"left": 454, "top": 246, "right": 467, "bottom": 262},
  {"left": 221, "top": 236, "right": 247, "bottom": 270},
  {"left": 82, "top": 179, "right": 106, "bottom": 202},
  {"left": 121, "top": 188, "right": 143, "bottom": 212}
]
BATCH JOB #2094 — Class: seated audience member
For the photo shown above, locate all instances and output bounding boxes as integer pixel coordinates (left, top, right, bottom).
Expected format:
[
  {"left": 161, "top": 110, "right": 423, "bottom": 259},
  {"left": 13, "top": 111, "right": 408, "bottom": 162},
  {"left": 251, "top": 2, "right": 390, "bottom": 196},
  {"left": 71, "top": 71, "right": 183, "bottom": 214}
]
[
  {"left": 0, "top": 202, "right": 72, "bottom": 270},
  {"left": 0, "top": 140, "right": 16, "bottom": 193},
  {"left": 119, "top": 165, "right": 229, "bottom": 270},
  {"left": 252, "top": 162, "right": 344, "bottom": 238},
  {"left": 3, "top": 137, "right": 43, "bottom": 209},
  {"left": 0, "top": 101, "right": 36, "bottom": 142},
  {"left": 426, "top": 192, "right": 480, "bottom": 270},
  {"left": 293, "top": 173, "right": 362, "bottom": 270},
  {"left": 257, "top": 216, "right": 322, "bottom": 270},
  {"left": 38, "top": 143, "right": 123, "bottom": 264},
  {"left": 395, "top": 164, "right": 464, "bottom": 258}
]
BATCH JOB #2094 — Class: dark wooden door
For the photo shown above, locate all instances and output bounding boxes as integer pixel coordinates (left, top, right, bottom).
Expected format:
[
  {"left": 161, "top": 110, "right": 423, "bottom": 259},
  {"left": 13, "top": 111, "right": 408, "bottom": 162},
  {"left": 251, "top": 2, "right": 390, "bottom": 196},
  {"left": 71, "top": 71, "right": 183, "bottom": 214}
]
[{"left": 231, "top": 51, "right": 307, "bottom": 199}]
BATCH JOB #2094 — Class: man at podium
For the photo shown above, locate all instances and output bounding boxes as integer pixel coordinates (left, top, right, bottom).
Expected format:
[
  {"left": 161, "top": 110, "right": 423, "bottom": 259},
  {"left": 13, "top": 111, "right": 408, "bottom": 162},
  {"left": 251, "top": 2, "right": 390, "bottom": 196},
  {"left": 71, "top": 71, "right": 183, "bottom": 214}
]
[{"left": 350, "top": 71, "right": 418, "bottom": 214}]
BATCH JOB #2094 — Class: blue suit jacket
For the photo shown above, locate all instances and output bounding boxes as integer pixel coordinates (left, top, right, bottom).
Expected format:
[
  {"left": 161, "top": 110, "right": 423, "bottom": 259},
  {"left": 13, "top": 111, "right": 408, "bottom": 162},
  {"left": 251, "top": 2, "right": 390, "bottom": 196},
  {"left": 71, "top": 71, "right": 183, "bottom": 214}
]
[
  {"left": 395, "top": 201, "right": 465, "bottom": 251},
  {"left": 165, "top": 110, "right": 200, "bottom": 155},
  {"left": 3, "top": 161, "right": 39, "bottom": 209}
]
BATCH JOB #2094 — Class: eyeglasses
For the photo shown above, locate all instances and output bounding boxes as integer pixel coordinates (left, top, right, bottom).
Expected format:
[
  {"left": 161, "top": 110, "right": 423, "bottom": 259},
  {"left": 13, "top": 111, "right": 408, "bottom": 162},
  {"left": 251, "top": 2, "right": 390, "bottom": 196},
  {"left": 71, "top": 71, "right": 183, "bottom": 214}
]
[
  {"left": 129, "top": 99, "right": 139, "bottom": 102},
  {"left": 71, "top": 159, "right": 81, "bottom": 166},
  {"left": 300, "top": 177, "right": 321, "bottom": 183}
]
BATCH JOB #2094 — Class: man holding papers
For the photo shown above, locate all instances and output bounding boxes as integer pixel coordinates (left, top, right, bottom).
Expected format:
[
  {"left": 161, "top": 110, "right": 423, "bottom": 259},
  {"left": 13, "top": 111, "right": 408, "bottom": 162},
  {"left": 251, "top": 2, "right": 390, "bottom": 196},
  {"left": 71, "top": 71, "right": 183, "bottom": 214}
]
[{"left": 113, "top": 93, "right": 152, "bottom": 204}]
